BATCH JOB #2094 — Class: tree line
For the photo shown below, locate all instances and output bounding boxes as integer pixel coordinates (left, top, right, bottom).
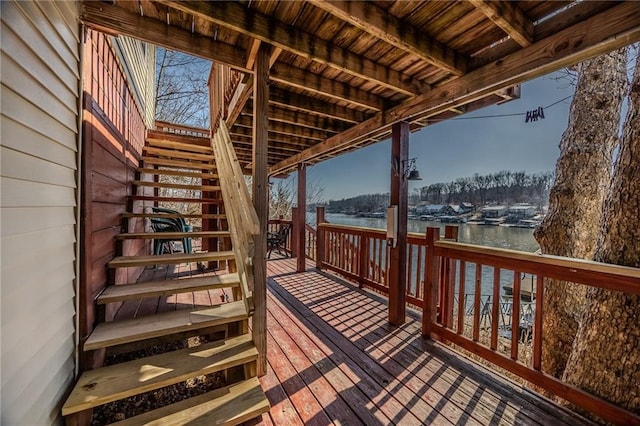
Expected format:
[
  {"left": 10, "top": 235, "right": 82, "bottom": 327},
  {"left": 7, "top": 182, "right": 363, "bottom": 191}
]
[{"left": 419, "top": 170, "right": 554, "bottom": 207}]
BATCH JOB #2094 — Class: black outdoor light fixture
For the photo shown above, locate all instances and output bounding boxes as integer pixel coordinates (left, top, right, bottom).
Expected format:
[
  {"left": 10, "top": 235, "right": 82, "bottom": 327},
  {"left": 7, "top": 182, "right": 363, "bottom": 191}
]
[{"left": 393, "top": 157, "right": 422, "bottom": 181}]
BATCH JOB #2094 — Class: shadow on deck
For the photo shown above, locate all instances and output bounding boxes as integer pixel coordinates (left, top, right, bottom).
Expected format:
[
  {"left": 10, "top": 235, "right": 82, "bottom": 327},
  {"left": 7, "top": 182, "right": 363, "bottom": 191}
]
[{"left": 260, "top": 257, "right": 591, "bottom": 426}]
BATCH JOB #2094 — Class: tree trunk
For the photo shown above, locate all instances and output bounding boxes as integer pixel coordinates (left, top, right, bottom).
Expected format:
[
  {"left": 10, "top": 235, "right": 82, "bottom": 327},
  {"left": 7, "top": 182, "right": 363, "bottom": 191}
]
[
  {"left": 533, "top": 49, "right": 628, "bottom": 380},
  {"left": 562, "top": 54, "right": 640, "bottom": 416}
]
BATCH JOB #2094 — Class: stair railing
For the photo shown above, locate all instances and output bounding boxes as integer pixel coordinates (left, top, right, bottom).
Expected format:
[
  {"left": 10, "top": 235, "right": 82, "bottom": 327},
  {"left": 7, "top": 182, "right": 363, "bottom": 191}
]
[{"left": 211, "top": 122, "right": 260, "bottom": 316}]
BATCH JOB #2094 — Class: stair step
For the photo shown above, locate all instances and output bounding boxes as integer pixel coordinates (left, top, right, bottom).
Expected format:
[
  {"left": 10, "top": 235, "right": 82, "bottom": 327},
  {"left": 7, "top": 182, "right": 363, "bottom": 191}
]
[
  {"left": 146, "top": 138, "right": 213, "bottom": 154},
  {"left": 97, "top": 273, "right": 240, "bottom": 304},
  {"left": 144, "top": 146, "right": 214, "bottom": 162},
  {"left": 137, "top": 167, "right": 218, "bottom": 180},
  {"left": 123, "top": 212, "right": 227, "bottom": 220},
  {"left": 142, "top": 156, "right": 216, "bottom": 170},
  {"left": 116, "top": 231, "right": 230, "bottom": 240},
  {"left": 84, "top": 300, "right": 248, "bottom": 351},
  {"left": 63, "top": 334, "right": 256, "bottom": 415},
  {"left": 108, "top": 251, "right": 234, "bottom": 268},
  {"left": 132, "top": 180, "right": 221, "bottom": 191},
  {"left": 129, "top": 195, "right": 223, "bottom": 204},
  {"left": 111, "top": 377, "right": 269, "bottom": 426}
]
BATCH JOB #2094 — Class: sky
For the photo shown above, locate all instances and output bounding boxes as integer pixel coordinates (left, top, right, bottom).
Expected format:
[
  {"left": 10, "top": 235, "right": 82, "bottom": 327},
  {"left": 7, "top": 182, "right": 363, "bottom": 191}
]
[{"left": 275, "top": 72, "right": 576, "bottom": 201}]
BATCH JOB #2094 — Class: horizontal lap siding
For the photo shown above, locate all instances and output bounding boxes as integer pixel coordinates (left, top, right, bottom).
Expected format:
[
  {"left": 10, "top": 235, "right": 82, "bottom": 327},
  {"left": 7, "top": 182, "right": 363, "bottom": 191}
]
[
  {"left": 80, "top": 30, "right": 151, "bottom": 347},
  {"left": 0, "top": 1, "right": 80, "bottom": 424}
]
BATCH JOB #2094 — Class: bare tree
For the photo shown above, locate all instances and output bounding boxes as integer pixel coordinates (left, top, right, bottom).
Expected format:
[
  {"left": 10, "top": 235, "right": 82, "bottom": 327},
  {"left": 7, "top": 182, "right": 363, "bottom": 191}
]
[
  {"left": 562, "top": 52, "right": 640, "bottom": 416},
  {"left": 534, "top": 48, "right": 628, "bottom": 381},
  {"left": 155, "top": 49, "right": 211, "bottom": 128}
]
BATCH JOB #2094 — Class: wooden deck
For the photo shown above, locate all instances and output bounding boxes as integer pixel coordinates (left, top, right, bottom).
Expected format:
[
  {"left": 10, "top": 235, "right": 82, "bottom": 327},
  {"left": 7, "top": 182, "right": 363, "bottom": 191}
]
[{"left": 112, "top": 256, "right": 592, "bottom": 425}]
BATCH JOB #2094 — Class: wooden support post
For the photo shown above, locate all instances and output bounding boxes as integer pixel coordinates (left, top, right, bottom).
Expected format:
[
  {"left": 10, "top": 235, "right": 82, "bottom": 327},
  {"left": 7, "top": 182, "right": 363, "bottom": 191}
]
[
  {"left": 444, "top": 226, "right": 458, "bottom": 328},
  {"left": 316, "top": 206, "right": 326, "bottom": 270},
  {"left": 422, "top": 227, "right": 440, "bottom": 336},
  {"left": 291, "top": 207, "right": 298, "bottom": 258},
  {"left": 296, "top": 163, "right": 307, "bottom": 272},
  {"left": 388, "top": 121, "right": 409, "bottom": 326},
  {"left": 252, "top": 44, "right": 270, "bottom": 377}
]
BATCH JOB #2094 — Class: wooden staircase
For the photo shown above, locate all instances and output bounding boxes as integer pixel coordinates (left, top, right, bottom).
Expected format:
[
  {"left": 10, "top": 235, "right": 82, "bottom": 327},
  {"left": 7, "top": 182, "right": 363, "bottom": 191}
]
[{"left": 62, "top": 129, "right": 269, "bottom": 424}]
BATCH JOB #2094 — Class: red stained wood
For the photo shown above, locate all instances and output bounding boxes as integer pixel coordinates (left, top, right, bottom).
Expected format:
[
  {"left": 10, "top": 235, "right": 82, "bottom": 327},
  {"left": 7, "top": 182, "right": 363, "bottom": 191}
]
[{"left": 266, "top": 258, "right": 585, "bottom": 426}]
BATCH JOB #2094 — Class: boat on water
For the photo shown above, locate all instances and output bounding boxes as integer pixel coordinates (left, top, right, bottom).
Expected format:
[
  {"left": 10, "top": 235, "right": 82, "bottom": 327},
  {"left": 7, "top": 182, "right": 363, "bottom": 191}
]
[
  {"left": 513, "top": 219, "right": 540, "bottom": 228},
  {"left": 503, "top": 273, "right": 536, "bottom": 302}
]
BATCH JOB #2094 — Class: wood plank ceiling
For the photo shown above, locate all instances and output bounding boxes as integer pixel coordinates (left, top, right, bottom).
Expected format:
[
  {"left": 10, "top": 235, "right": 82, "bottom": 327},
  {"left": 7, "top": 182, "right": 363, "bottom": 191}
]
[{"left": 81, "top": 1, "right": 640, "bottom": 174}]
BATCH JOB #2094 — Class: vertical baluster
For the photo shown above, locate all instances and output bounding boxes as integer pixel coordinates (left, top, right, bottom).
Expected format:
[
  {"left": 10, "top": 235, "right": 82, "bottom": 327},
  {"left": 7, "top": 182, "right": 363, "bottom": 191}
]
[
  {"left": 491, "top": 268, "right": 500, "bottom": 351},
  {"left": 457, "top": 261, "right": 466, "bottom": 334},
  {"left": 473, "top": 265, "right": 481, "bottom": 342},
  {"left": 510, "top": 271, "right": 521, "bottom": 360},
  {"left": 377, "top": 238, "right": 383, "bottom": 283},
  {"left": 407, "top": 244, "right": 414, "bottom": 298},
  {"left": 416, "top": 244, "right": 423, "bottom": 300},
  {"left": 533, "top": 275, "right": 544, "bottom": 370}
]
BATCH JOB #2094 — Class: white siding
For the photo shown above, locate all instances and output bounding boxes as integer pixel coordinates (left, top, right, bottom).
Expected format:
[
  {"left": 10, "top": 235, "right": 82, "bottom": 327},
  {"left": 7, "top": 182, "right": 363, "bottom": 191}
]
[
  {"left": 1, "top": 1, "right": 80, "bottom": 424},
  {"left": 112, "top": 36, "right": 156, "bottom": 128}
]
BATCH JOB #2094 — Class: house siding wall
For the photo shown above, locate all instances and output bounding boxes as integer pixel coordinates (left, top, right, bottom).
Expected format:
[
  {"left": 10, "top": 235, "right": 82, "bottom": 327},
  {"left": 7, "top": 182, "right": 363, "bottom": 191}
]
[
  {"left": 112, "top": 36, "right": 156, "bottom": 129},
  {"left": 80, "top": 30, "right": 152, "bottom": 358},
  {"left": 1, "top": 1, "right": 80, "bottom": 424}
]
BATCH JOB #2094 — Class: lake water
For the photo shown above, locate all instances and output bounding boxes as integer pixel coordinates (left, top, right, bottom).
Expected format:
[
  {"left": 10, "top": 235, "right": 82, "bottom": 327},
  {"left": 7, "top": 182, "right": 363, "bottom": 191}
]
[
  {"left": 312, "top": 213, "right": 539, "bottom": 253},
  {"left": 308, "top": 212, "right": 540, "bottom": 299}
]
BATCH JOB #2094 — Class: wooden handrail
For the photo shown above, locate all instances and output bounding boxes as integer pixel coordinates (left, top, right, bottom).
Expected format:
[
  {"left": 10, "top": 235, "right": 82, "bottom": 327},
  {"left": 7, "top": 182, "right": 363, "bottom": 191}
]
[
  {"left": 434, "top": 240, "right": 640, "bottom": 293},
  {"left": 211, "top": 122, "right": 260, "bottom": 316}
]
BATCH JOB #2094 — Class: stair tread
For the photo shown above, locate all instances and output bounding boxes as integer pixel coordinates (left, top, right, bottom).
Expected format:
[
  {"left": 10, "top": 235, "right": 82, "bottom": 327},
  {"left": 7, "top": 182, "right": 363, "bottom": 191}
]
[
  {"left": 111, "top": 377, "right": 269, "bottom": 426},
  {"left": 97, "top": 273, "right": 240, "bottom": 304},
  {"left": 129, "top": 195, "right": 223, "bottom": 204},
  {"left": 142, "top": 157, "right": 216, "bottom": 170},
  {"left": 84, "top": 300, "right": 248, "bottom": 351},
  {"left": 116, "top": 231, "right": 230, "bottom": 240},
  {"left": 63, "top": 335, "right": 256, "bottom": 415},
  {"left": 145, "top": 138, "right": 213, "bottom": 154},
  {"left": 144, "top": 146, "right": 213, "bottom": 161},
  {"left": 108, "top": 251, "right": 234, "bottom": 268},
  {"left": 132, "top": 180, "right": 220, "bottom": 191},
  {"left": 137, "top": 168, "right": 218, "bottom": 179},
  {"left": 123, "top": 212, "right": 226, "bottom": 220}
]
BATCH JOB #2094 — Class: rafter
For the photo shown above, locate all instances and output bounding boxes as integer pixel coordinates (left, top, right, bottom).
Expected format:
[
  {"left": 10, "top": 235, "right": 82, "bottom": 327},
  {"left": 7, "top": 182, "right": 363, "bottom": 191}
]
[
  {"left": 157, "top": 0, "right": 429, "bottom": 96},
  {"left": 309, "top": 0, "right": 467, "bottom": 76},
  {"left": 234, "top": 116, "right": 330, "bottom": 141},
  {"left": 269, "top": 2, "right": 640, "bottom": 175},
  {"left": 81, "top": 1, "right": 247, "bottom": 71},
  {"left": 270, "top": 64, "right": 386, "bottom": 111},
  {"left": 269, "top": 87, "right": 369, "bottom": 124},
  {"left": 468, "top": 0, "right": 534, "bottom": 47}
]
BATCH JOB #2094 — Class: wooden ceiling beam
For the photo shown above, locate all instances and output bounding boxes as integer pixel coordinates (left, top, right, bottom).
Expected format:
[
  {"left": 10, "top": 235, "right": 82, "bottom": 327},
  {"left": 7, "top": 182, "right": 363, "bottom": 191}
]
[
  {"left": 234, "top": 116, "right": 330, "bottom": 141},
  {"left": 270, "top": 63, "right": 385, "bottom": 111},
  {"left": 157, "top": 0, "right": 429, "bottom": 96},
  {"left": 468, "top": 0, "right": 534, "bottom": 47},
  {"left": 226, "top": 41, "right": 281, "bottom": 128},
  {"left": 269, "top": 2, "right": 640, "bottom": 175},
  {"left": 309, "top": 0, "right": 467, "bottom": 76},
  {"left": 269, "top": 87, "right": 368, "bottom": 124},
  {"left": 81, "top": 1, "right": 248, "bottom": 71},
  {"left": 230, "top": 126, "right": 317, "bottom": 149},
  {"left": 267, "top": 105, "right": 350, "bottom": 134}
]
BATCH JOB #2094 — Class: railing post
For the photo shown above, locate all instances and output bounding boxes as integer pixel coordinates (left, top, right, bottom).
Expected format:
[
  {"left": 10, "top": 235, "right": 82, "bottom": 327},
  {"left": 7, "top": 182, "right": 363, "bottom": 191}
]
[
  {"left": 358, "top": 231, "right": 368, "bottom": 289},
  {"left": 296, "top": 163, "right": 307, "bottom": 272},
  {"left": 291, "top": 207, "right": 298, "bottom": 258},
  {"left": 443, "top": 226, "right": 459, "bottom": 328},
  {"left": 316, "top": 206, "right": 325, "bottom": 270},
  {"left": 422, "top": 227, "right": 440, "bottom": 337}
]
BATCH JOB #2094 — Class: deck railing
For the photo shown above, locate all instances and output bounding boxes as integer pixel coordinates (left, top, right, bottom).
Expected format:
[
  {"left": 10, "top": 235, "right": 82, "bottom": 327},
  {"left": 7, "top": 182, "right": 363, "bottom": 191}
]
[
  {"left": 155, "top": 120, "right": 209, "bottom": 138},
  {"left": 424, "top": 229, "right": 640, "bottom": 424},
  {"left": 316, "top": 222, "right": 429, "bottom": 307},
  {"left": 314, "top": 217, "right": 640, "bottom": 423}
]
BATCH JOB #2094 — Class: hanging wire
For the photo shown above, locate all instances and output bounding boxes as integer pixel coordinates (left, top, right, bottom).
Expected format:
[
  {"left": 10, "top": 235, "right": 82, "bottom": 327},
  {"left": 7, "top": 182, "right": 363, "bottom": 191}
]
[{"left": 423, "top": 94, "right": 574, "bottom": 122}]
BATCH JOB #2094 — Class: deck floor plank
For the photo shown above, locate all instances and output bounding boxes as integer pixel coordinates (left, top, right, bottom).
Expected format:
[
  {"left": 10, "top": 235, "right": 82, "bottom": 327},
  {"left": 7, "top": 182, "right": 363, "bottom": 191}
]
[
  {"left": 274, "top": 270, "right": 568, "bottom": 426},
  {"left": 265, "top": 309, "right": 382, "bottom": 425},
  {"left": 109, "top": 257, "right": 592, "bottom": 426}
]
